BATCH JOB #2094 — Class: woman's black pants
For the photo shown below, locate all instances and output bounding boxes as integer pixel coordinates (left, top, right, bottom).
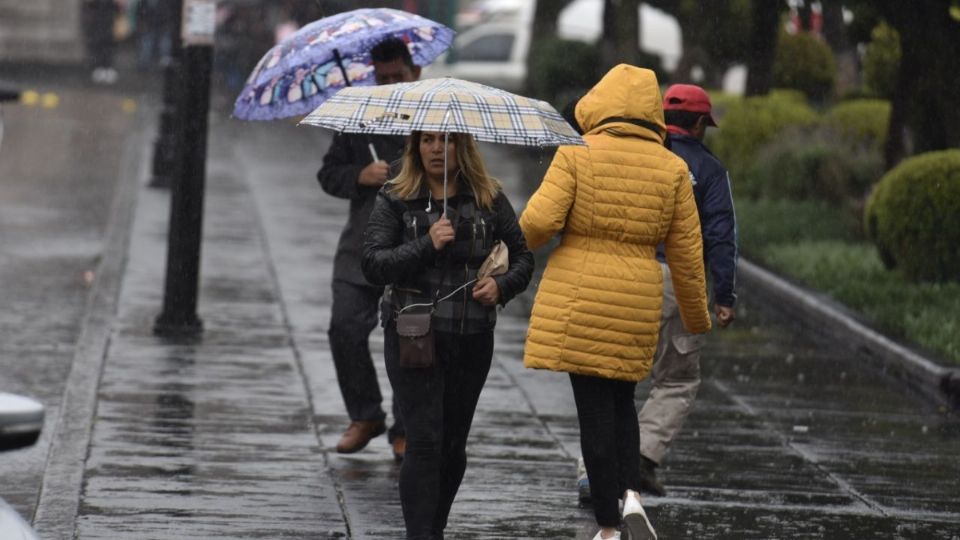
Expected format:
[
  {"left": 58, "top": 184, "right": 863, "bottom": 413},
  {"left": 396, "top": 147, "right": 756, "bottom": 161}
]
[
  {"left": 569, "top": 373, "right": 642, "bottom": 527},
  {"left": 385, "top": 324, "right": 493, "bottom": 540}
]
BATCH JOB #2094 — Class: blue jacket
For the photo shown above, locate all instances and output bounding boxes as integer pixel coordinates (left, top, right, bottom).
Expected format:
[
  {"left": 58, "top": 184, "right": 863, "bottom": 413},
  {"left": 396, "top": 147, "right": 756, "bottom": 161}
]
[{"left": 662, "top": 131, "right": 738, "bottom": 307}]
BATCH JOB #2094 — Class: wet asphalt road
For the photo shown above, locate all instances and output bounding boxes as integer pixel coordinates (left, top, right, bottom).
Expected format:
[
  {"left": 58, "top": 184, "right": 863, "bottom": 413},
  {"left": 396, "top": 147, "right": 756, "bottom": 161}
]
[
  {"left": 0, "top": 75, "right": 958, "bottom": 538},
  {"left": 0, "top": 74, "right": 139, "bottom": 519}
]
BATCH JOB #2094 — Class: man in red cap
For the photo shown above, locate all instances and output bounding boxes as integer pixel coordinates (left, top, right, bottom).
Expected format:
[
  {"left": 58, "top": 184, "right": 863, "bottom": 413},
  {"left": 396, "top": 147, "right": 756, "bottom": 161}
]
[{"left": 636, "top": 83, "right": 738, "bottom": 495}]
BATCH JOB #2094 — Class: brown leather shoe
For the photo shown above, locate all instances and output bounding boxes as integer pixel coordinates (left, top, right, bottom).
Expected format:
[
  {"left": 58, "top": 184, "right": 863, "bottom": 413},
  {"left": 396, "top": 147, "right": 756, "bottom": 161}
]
[
  {"left": 336, "top": 419, "right": 386, "bottom": 453},
  {"left": 391, "top": 436, "right": 406, "bottom": 463}
]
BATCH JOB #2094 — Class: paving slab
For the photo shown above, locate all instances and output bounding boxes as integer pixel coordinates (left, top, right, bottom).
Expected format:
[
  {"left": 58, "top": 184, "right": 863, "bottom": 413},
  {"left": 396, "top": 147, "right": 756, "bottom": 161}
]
[{"left": 28, "top": 110, "right": 959, "bottom": 540}]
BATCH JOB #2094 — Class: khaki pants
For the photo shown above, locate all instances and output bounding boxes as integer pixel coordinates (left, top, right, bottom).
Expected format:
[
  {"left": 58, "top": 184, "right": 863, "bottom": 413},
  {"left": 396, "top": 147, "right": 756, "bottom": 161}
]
[{"left": 637, "top": 263, "right": 705, "bottom": 465}]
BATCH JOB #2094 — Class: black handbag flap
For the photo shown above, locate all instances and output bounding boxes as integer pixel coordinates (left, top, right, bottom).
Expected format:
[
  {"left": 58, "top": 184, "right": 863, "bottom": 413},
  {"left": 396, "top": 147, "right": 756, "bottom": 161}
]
[{"left": 396, "top": 311, "right": 431, "bottom": 337}]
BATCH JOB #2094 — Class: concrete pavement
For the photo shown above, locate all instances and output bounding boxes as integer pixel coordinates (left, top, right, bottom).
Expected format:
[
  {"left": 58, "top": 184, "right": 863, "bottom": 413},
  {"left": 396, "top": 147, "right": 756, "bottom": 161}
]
[{"left": 24, "top": 103, "right": 960, "bottom": 539}]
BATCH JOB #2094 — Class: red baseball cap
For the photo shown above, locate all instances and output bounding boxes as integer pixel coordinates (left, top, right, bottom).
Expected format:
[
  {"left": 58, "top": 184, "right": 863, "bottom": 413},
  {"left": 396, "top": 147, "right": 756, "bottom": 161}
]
[{"left": 663, "top": 84, "right": 718, "bottom": 127}]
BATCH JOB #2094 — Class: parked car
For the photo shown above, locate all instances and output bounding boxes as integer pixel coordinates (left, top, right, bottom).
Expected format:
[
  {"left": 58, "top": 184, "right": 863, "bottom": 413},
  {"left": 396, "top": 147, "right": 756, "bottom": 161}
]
[
  {"left": 0, "top": 392, "right": 44, "bottom": 451},
  {"left": 423, "top": 0, "right": 681, "bottom": 92},
  {"left": 0, "top": 82, "right": 19, "bottom": 152},
  {"left": 0, "top": 392, "right": 44, "bottom": 540}
]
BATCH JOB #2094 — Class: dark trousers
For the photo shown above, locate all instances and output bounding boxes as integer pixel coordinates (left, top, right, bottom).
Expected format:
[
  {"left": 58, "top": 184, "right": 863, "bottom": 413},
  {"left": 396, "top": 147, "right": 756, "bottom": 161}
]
[
  {"left": 329, "top": 280, "right": 403, "bottom": 440},
  {"left": 570, "top": 373, "right": 642, "bottom": 527},
  {"left": 384, "top": 324, "right": 494, "bottom": 540}
]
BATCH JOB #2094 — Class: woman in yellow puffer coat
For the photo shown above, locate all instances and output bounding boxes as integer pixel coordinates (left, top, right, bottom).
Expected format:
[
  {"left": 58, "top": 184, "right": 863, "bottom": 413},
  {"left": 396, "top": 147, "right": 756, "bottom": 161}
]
[{"left": 520, "top": 64, "right": 711, "bottom": 540}]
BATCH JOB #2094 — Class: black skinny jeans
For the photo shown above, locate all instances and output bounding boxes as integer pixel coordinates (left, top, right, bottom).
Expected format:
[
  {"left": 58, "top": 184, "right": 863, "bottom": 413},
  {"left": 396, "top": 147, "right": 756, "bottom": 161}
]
[
  {"left": 384, "top": 323, "right": 494, "bottom": 540},
  {"left": 570, "top": 373, "right": 642, "bottom": 527}
]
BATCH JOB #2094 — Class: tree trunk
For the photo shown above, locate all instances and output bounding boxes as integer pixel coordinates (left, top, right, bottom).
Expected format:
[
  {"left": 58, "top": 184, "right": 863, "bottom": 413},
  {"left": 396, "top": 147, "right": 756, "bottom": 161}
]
[
  {"left": 527, "top": 0, "right": 574, "bottom": 93},
  {"left": 879, "top": 0, "right": 960, "bottom": 168},
  {"left": 601, "top": 0, "right": 617, "bottom": 70},
  {"left": 744, "top": 0, "right": 782, "bottom": 96},
  {"left": 604, "top": 0, "right": 640, "bottom": 67},
  {"left": 531, "top": 0, "right": 572, "bottom": 39},
  {"left": 822, "top": 0, "right": 858, "bottom": 96}
]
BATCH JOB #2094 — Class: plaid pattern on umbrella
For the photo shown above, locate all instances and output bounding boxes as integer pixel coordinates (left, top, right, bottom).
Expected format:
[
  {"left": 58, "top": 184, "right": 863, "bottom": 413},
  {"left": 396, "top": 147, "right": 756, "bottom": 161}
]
[{"left": 299, "top": 77, "right": 585, "bottom": 147}]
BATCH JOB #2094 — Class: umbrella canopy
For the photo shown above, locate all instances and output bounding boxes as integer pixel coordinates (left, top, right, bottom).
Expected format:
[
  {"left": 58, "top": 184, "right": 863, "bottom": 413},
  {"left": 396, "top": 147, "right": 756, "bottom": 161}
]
[
  {"left": 234, "top": 8, "right": 453, "bottom": 121},
  {"left": 299, "top": 77, "right": 585, "bottom": 147}
]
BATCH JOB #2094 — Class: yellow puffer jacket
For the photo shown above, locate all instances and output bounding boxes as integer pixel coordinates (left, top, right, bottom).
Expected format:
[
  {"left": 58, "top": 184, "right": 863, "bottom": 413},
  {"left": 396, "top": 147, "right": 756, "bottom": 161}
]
[{"left": 520, "top": 64, "right": 711, "bottom": 382}]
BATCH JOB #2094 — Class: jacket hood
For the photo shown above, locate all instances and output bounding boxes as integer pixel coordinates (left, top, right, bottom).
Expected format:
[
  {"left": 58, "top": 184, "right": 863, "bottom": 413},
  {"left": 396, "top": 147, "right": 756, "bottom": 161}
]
[{"left": 575, "top": 64, "right": 666, "bottom": 143}]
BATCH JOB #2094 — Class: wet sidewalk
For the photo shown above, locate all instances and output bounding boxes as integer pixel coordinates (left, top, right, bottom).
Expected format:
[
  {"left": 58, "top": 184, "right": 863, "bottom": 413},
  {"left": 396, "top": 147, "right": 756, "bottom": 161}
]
[{"left": 34, "top": 115, "right": 960, "bottom": 539}]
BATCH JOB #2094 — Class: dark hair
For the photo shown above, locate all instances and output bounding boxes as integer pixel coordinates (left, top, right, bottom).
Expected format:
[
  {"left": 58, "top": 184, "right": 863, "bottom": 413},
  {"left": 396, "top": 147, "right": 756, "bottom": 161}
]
[
  {"left": 664, "top": 109, "right": 706, "bottom": 130},
  {"left": 561, "top": 96, "right": 583, "bottom": 135},
  {"left": 370, "top": 37, "right": 415, "bottom": 68}
]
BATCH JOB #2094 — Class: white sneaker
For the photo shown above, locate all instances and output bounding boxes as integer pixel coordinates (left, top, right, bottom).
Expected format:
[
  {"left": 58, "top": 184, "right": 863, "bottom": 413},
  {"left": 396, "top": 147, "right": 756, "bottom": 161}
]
[
  {"left": 622, "top": 490, "right": 657, "bottom": 540},
  {"left": 591, "top": 530, "right": 621, "bottom": 540}
]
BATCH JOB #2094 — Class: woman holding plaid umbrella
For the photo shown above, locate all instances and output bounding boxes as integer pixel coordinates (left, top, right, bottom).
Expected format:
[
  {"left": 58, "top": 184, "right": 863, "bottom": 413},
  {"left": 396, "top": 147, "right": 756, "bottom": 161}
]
[{"left": 362, "top": 130, "right": 533, "bottom": 540}]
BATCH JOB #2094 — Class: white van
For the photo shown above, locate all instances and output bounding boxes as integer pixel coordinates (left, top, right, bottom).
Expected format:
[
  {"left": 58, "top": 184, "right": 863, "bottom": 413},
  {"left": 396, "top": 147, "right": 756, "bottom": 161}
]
[{"left": 423, "top": 0, "right": 681, "bottom": 92}]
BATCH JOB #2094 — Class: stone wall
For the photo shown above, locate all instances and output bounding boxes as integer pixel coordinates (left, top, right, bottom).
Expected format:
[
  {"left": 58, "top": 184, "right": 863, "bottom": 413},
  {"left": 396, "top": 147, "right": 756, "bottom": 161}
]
[{"left": 0, "top": 0, "right": 84, "bottom": 63}]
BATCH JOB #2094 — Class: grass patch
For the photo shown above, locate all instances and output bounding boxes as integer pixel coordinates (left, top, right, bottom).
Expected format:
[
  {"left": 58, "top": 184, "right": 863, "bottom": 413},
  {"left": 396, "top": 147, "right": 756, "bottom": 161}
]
[
  {"left": 737, "top": 199, "right": 960, "bottom": 365},
  {"left": 735, "top": 198, "right": 862, "bottom": 255}
]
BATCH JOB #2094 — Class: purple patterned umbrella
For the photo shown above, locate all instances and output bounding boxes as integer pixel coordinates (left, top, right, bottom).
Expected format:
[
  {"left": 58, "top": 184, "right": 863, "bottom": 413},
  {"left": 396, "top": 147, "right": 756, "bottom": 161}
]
[{"left": 233, "top": 8, "right": 454, "bottom": 121}]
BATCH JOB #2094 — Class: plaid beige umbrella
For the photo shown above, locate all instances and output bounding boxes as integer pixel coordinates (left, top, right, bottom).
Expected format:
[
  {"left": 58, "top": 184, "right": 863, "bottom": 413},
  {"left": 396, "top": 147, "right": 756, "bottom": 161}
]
[{"left": 299, "top": 77, "right": 585, "bottom": 147}]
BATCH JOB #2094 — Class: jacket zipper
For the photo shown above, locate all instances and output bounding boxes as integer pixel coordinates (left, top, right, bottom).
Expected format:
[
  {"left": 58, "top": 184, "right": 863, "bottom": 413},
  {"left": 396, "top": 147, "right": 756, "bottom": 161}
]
[{"left": 462, "top": 214, "right": 478, "bottom": 334}]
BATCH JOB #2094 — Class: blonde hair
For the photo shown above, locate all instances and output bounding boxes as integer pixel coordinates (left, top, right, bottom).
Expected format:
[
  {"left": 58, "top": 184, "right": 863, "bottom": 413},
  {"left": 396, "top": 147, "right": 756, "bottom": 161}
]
[{"left": 388, "top": 131, "right": 501, "bottom": 210}]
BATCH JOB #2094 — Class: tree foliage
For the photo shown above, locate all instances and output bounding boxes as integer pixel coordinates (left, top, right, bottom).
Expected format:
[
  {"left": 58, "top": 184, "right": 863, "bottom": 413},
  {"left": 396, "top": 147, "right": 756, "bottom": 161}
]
[
  {"left": 646, "top": 0, "right": 752, "bottom": 86},
  {"left": 772, "top": 29, "right": 837, "bottom": 102}
]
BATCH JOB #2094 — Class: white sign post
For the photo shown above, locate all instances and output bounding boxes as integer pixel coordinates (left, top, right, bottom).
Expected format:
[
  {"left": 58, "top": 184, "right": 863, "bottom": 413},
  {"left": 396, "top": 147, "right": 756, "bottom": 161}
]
[{"left": 181, "top": 0, "right": 217, "bottom": 47}]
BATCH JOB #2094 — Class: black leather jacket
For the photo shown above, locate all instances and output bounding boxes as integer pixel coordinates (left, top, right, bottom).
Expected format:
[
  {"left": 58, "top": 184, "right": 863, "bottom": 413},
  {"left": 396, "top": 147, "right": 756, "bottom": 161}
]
[{"left": 362, "top": 183, "right": 534, "bottom": 334}]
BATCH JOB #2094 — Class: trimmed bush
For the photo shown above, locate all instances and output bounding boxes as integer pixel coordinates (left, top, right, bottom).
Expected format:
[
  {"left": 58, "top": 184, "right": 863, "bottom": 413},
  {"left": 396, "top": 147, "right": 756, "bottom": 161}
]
[
  {"left": 709, "top": 91, "right": 820, "bottom": 180},
  {"left": 772, "top": 30, "right": 837, "bottom": 101},
  {"left": 865, "top": 150, "right": 960, "bottom": 282},
  {"left": 741, "top": 126, "right": 883, "bottom": 203},
  {"left": 705, "top": 90, "right": 741, "bottom": 121},
  {"left": 823, "top": 99, "right": 891, "bottom": 151},
  {"left": 527, "top": 38, "right": 600, "bottom": 107},
  {"left": 863, "top": 22, "right": 901, "bottom": 99}
]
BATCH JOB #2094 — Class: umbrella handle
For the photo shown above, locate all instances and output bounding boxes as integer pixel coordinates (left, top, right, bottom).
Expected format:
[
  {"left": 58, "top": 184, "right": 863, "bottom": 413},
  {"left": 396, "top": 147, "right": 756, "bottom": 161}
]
[
  {"left": 443, "top": 130, "right": 448, "bottom": 216},
  {"left": 333, "top": 48, "right": 351, "bottom": 87}
]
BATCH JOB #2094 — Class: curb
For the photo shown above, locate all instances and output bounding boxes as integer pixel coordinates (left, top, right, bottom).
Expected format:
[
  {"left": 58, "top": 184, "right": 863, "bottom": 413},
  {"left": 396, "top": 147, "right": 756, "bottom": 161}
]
[
  {"left": 739, "top": 259, "right": 959, "bottom": 411},
  {"left": 31, "top": 102, "right": 154, "bottom": 538}
]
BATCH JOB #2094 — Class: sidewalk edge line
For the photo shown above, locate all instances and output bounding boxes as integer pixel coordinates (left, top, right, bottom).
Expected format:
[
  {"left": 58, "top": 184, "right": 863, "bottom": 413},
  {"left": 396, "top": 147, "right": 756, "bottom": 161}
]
[
  {"left": 31, "top": 102, "right": 153, "bottom": 539},
  {"left": 712, "top": 379, "right": 888, "bottom": 517},
  {"left": 739, "top": 258, "right": 956, "bottom": 409},
  {"left": 237, "top": 145, "right": 354, "bottom": 538}
]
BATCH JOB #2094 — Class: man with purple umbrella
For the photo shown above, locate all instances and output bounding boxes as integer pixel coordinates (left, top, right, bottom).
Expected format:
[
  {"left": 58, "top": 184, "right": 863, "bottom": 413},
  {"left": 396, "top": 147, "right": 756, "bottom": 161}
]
[{"left": 317, "top": 37, "right": 421, "bottom": 462}]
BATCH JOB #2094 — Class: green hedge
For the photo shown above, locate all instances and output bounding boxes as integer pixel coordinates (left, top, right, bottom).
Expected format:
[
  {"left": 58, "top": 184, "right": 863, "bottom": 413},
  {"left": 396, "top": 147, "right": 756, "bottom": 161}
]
[
  {"left": 760, "top": 241, "right": 960, "bottom": 363},
  {"left": 822, "top": 99, "right": 891, "bottom": 151},
  {"left": 773, "top": 30, "right": 837, "bottom": 101},
  {"left": 735, "top": 198, "right": 862, "bottom": 257},
  {"left": 527, "top": 38, "right": 600, "bottom": 107},
  {"left": 710, "top": 91, "right": 820, "bottom": 180},
  {"left": 865, "top": 150, "right": 960, "bottom": 282},
  {"left": 740, "top": 126, "right": 883, "bottom": 203}
]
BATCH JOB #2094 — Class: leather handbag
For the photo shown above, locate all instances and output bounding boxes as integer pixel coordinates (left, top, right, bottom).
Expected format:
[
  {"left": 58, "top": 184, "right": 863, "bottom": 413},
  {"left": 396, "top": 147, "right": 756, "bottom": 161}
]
[
  {"left": 396, "top": 309, "right": 434, "bottom": 369},
  {"left": 478, "top": 240, "right": 508, "bottom": 279}
]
